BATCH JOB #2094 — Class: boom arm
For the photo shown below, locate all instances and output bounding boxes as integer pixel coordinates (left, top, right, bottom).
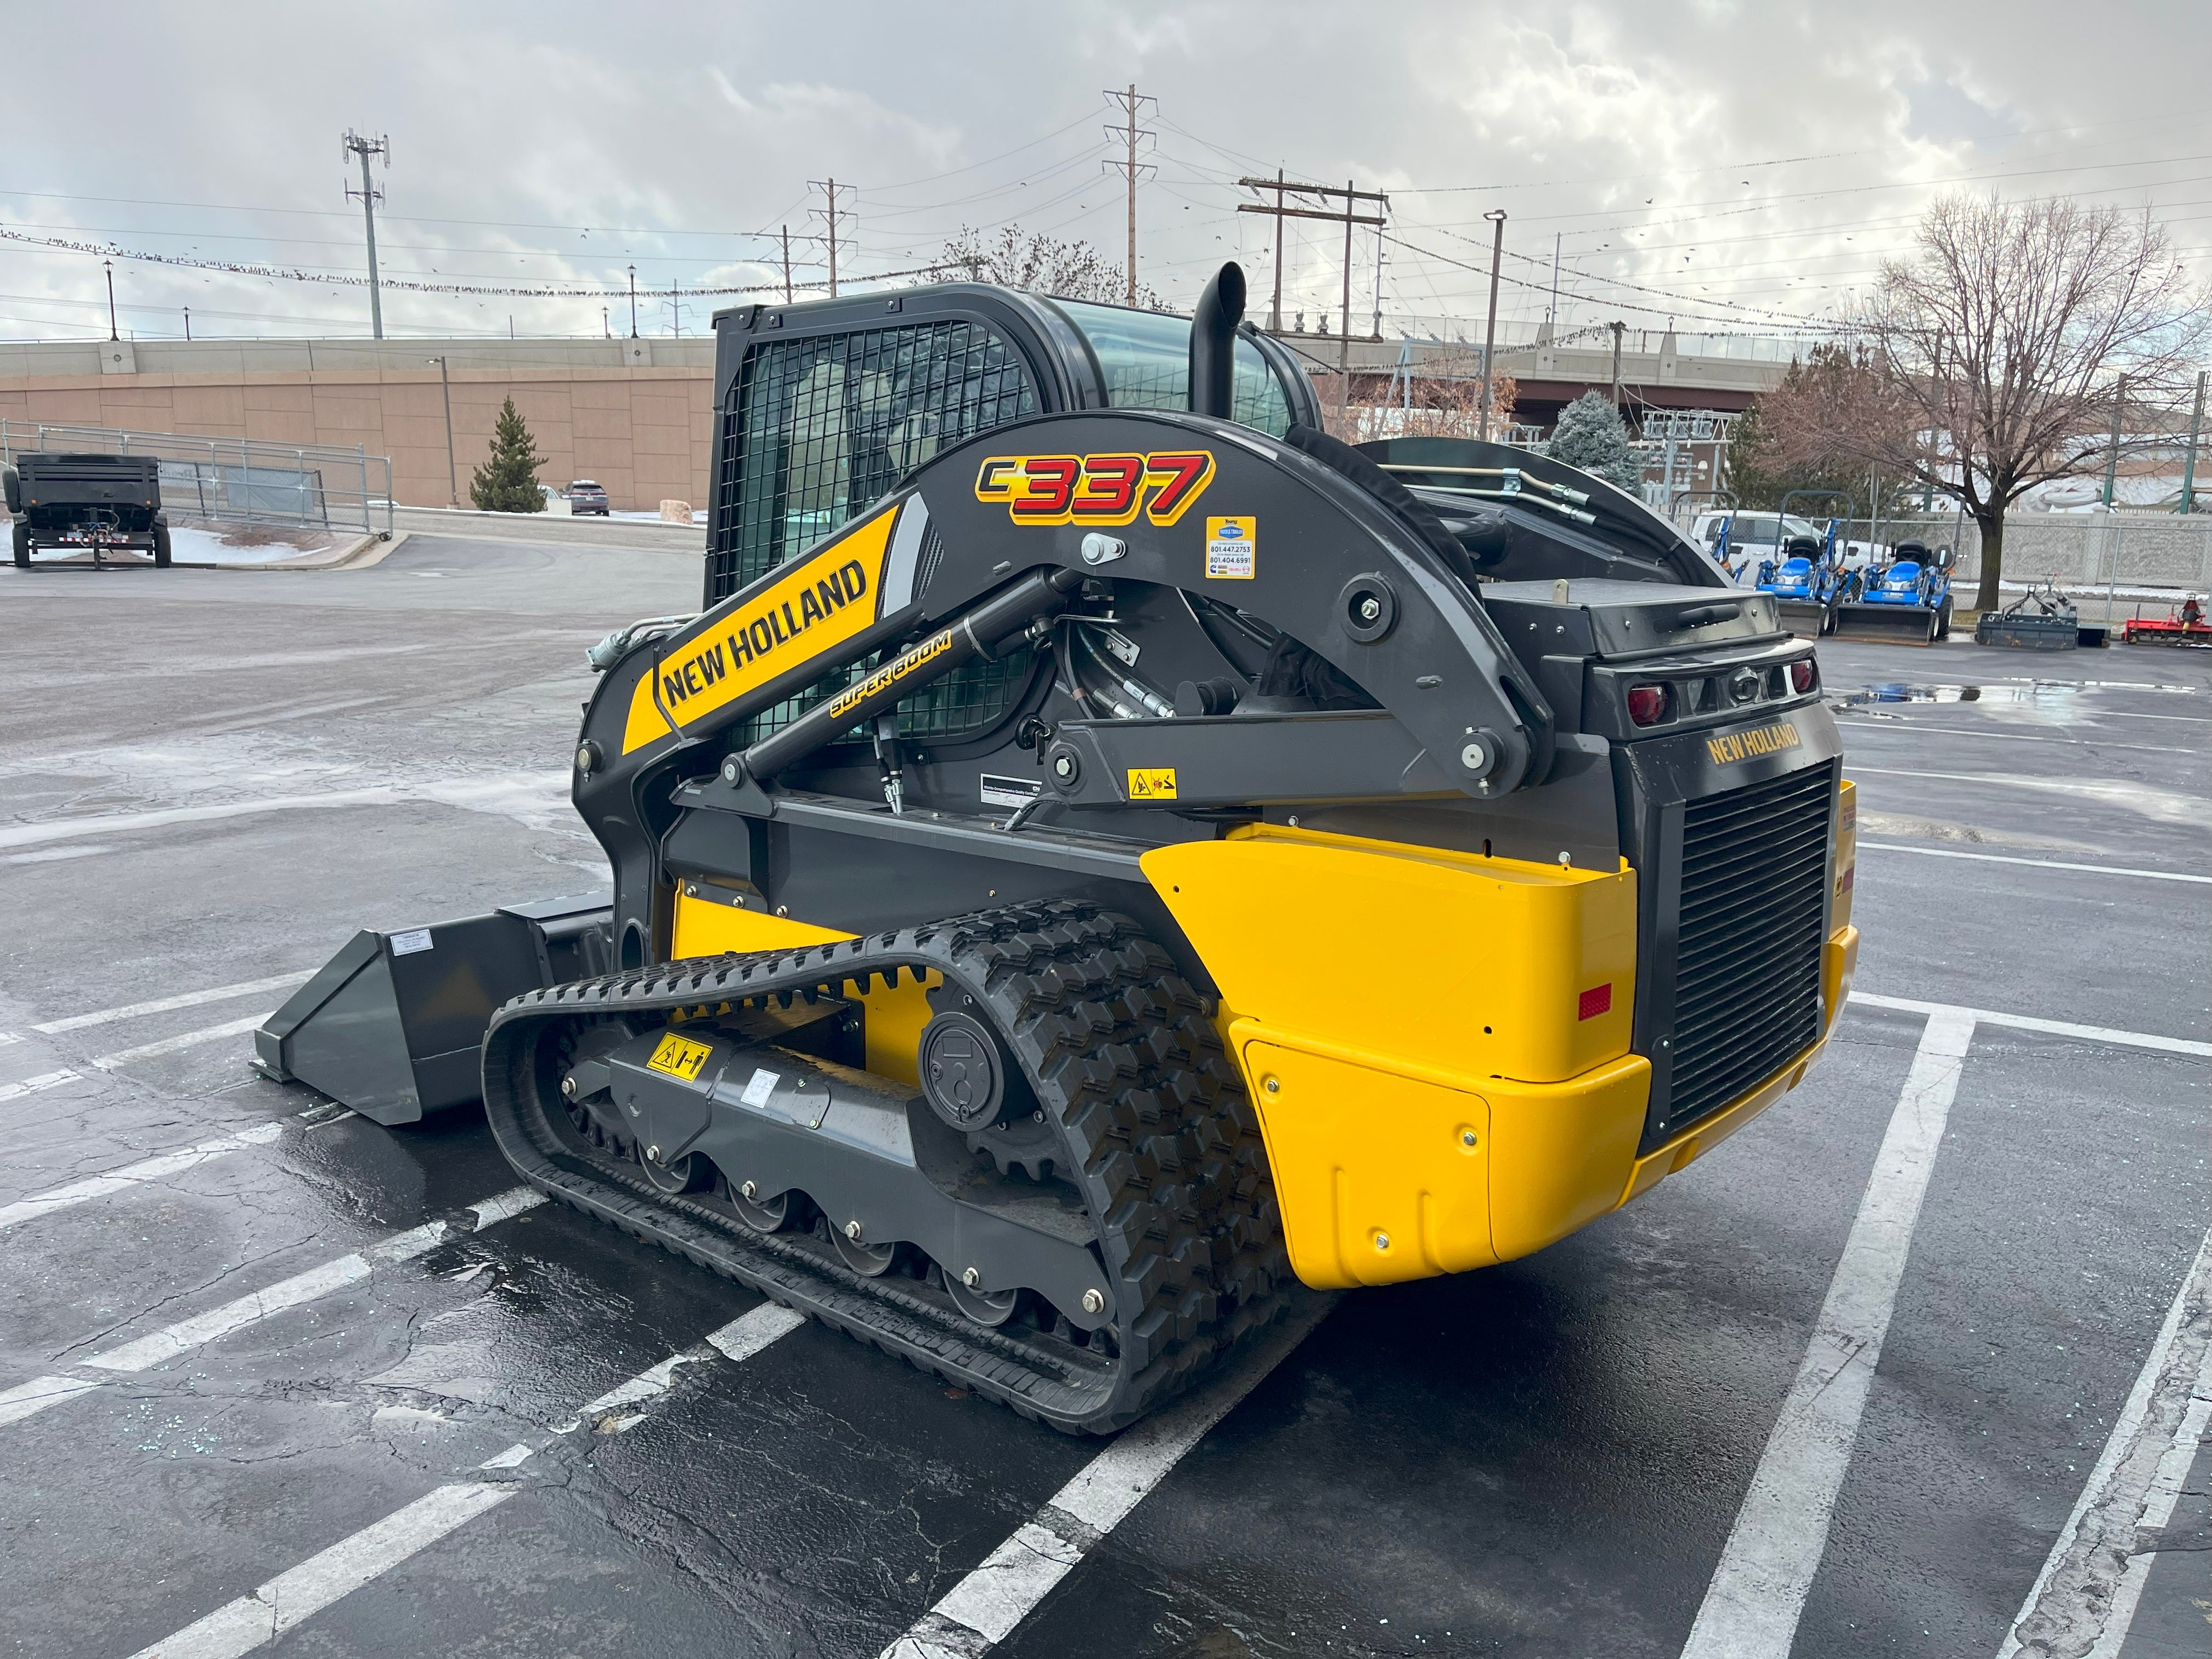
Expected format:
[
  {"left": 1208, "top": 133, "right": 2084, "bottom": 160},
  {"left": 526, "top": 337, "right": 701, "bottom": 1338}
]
[{"left": 571, "top": 407, "right": 1558, "bottom": 964}]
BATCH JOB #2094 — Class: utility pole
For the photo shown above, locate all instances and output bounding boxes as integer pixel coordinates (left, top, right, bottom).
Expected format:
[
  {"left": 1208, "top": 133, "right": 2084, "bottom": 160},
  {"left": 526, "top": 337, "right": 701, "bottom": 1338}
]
[
  {"left": 1477, "top": 209, "right": 1506, "bottom": 443},
  {"left": 1372, "top": 218, "right": 1385, "bottom": 339},
  {"left": 1234, "top": 176, "right": 1386, "bottom": 410},
  {"left": 341, "top": 131, "right": 391, "bottom": 340},
  {"left": 628, "top": 264, "right": 637, "bottom": 337},
  {"left": 2101, "top": 373, "right": 2127, "bottom": 509},
  {"left": 1608, "top": 320, "right": 1626, "bottom": 407},
  {"left": 601, "top": 306, "right": 609, "bottom": 339},
  {"left": 104, "top": 259, "right": 117, "bottom": 340},
  {"left": 781, "top": 225, "right": 793, "bottom": 304},
  {"left": 2179, "top": 369, "right": 2206, "bottom": 515},
  {"left": 1267, "top": 169, "right": 1285, "bottom": 329},
  {"left": 426, "top": 356, "right": 458, "bottom": 507},
  {"left": 1549, "top": 232, "right": 1561, "bottom": 332},
  {"left": 182, "top": 306, "right": 190, "bottom": 342},
  {"left": 1101, "top": 85, "right": 1156, "bottom": 306},
  {"left": 809, "top": 179, "right": 854, "bottom": 297}
]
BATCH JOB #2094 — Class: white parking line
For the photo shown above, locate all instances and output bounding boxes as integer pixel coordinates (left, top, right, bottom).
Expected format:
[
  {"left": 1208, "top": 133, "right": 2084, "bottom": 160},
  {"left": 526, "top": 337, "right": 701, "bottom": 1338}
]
[
  {"left": 0, "top": 770, "right": 566, "bottom": 852},
  {"left": 92, "top": 1014, "right": 273, "bottom": 1071},
  {"left": 0, "top": 1188, "right": 548, "bottom": 1430},
  {"left": 1848, "top": 723, "right": 2186, "bottom": 754},
  {"left": 882, "top": 1304, "right": 1329, "bottom": 1659},
  {"left": 1853, "top": 992, "right": 2212, "bottom": 1058},
  {"left": 1680, "top": 1008, "right": 1978, "bottom": 1659},
  {"left": 32, "top": 973, "right": 312, "bottom": 1035},
  {"left": 1858, "top": 841, "right": 2212, "bottom": 884},
  {"left": 0, "top": 1121, "right": 284, "bottom": 1229},
  {"left": 0, "top": 1069, "right": 80, "bottom": 1104},
  {"left": 1996, "top": 1222, "right": 2212, "bottom": 1658},
  {"left": 125, "top": 1301, "right": 806, "bottom": 1659}
]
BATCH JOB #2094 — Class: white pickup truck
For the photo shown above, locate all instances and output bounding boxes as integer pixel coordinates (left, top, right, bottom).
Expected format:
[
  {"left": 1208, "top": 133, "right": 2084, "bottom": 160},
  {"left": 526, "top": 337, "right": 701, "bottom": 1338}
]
[{"left": 1688, "top": 511, "right": 1888, "bottom": 580}]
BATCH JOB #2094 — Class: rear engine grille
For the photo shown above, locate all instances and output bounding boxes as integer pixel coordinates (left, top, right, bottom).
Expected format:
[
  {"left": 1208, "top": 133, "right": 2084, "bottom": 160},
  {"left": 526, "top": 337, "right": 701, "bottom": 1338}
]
[{"left": 1668, "top": 763, "right": 1833, "bottom": 1129}]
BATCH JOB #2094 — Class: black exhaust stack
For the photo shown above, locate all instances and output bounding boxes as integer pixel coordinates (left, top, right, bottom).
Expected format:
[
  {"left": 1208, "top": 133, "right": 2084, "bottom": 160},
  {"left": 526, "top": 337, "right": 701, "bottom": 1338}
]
[{"left": 1188, "top": 262, "right": 1247, "bottom": 419}]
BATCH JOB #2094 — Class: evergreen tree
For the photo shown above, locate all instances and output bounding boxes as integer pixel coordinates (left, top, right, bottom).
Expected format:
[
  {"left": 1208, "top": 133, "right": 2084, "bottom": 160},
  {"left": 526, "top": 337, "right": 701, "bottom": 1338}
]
[
  {"left": 1547, "top": 391, "right": 1643, "bottom": 493},
  {"left": 469, "top": 396, "right": 546, "bottom": 512}
]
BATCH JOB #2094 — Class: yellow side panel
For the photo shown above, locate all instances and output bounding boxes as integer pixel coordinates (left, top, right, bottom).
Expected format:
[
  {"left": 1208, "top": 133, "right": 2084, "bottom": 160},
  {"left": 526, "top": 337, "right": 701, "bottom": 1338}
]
[
  {"left": 1485, "top": 1055, "right": 1652, "bottom": 1262},
  {"left": 1239, "top": 1035, "right": 1497, "bottom": 1289},
  {"left": 666, "top": 891, "right": 936, "bottom": 1088},
  {"left": 670, "top": 893, "right": 851, "bottom": 957},
  {"left": 1143, "top": 824, "right": 1637, "bottom": 1086},
  {"left": 1832, "top": 778, "right": 1858, "bottom": 934}
]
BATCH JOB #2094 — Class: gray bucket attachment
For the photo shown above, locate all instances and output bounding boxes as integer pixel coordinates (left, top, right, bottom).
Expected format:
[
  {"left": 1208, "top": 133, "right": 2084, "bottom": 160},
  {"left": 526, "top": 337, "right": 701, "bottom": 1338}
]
[
  {"left": 253, "top": 893, "right": 611, "bottom": 1125},
  {"left": 1975, "top": 612, "right": 2080, "bottom": 651},
  {"left": 1830, "top": 602, "right": 1940, "bottom": 645},
  {"left": 1773, "top": 598, "right": 1831, "bottom": 639}
]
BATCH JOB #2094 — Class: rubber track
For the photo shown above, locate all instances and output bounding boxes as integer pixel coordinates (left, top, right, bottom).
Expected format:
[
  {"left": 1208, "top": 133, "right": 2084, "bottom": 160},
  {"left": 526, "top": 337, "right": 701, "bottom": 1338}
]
[{"left": 481, "top": 900, "right": 1293, "bottom": 1435}]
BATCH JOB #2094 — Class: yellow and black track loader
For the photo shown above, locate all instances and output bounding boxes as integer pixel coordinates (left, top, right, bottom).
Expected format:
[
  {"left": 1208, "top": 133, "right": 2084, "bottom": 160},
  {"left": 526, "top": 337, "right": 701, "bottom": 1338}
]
[{"left": 257, "top": 266, "right": 1858, "bottom": 1434}]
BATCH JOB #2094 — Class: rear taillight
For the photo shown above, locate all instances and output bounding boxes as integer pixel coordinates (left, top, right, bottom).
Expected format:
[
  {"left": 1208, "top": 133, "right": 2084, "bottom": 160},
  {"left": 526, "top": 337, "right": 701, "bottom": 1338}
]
[
  {"left": 1627, "top": 684, "right": 1672, "bottom": 726},
  {"left": 1790, "top": 658, "right": 1817, "bottom": 694}
]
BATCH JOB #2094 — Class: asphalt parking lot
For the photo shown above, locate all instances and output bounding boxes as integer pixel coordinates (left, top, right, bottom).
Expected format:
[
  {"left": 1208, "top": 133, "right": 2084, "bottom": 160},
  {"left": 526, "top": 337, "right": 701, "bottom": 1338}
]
[{"left": 2, "top": 534, "right": 2206, "bottom": 1659}]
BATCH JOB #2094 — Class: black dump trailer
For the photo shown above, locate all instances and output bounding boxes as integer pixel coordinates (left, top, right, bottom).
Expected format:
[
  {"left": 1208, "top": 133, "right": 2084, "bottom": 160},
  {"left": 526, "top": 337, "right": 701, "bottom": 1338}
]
[{"left": 4, "top": 451, "right": 171, "bottom": 568}]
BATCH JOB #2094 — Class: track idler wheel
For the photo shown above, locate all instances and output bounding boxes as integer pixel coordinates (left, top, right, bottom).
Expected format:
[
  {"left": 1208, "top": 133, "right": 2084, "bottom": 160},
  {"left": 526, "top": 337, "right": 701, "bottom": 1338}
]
[
  {"left": 946, "top": 1269, "right": 1019, "bottom": 1328},
  {"left": 728, "top": 1178, "right": 792, "bottom": 1234},
  {"left": 637, "top": 1141, "right": 709, "bottom": 1195},
  {"left": 831, "top": 1217, "right": 898, "bottom": 1277}
]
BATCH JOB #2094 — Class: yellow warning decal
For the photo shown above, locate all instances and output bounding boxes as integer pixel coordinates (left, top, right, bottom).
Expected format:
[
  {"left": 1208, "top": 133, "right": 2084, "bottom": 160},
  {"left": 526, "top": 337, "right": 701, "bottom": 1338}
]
[
  {"left": 1127, "top": 767, "right": 1178, "bottom": 801},
  {"left": 1706, "top": 720, "right": 1803, "bottom": 766},
  {"left": 646, "top": 1032, "right": 714, "bottom": 1081},
  {"left": 622, "top": 503, "right": 901, "bottom": 754}
]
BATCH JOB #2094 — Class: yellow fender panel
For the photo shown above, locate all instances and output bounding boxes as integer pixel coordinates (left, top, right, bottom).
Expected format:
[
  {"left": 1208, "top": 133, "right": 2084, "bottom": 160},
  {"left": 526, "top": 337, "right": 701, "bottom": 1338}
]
[
  {"left": 1143, "top": 823, "right": 1638, "bottom": 1085},
  {"left": 1145, "top": 825, "right": 1643, "bottom": 1290}
]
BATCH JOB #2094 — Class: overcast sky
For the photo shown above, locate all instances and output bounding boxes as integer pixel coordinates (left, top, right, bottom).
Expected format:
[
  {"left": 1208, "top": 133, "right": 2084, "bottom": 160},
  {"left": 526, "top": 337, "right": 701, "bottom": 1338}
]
[{"left": 2, "top": 0, "right": 2205, "bottom": 345}]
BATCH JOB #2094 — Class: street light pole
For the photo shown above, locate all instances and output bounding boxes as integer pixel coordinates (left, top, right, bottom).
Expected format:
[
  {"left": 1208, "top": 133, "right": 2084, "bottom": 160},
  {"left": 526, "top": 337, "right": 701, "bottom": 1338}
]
[
  {"left": 105, "top": 259, "right": 118, "bottom": 340},
  {"left": 1477, "top": 210, "right": 1506, "bottom": 442},
  {"left": 427, "top": 356, "right": 458, "bottom": 507}
]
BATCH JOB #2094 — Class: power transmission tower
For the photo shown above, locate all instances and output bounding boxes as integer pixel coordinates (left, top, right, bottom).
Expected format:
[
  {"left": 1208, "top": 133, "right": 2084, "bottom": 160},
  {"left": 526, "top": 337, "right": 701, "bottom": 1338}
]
[
  {"left": 1101, "top": 85, "right": 1155, "bottom": 306},
  {"left": 1234, "top": 177, "right": 1386, "bottom": 409},
  {"left": 342, "top": 130, "right": 391, "bottom": 340},
  {"left": 808, "top": 179, "right": 855, "bottom": 297}
]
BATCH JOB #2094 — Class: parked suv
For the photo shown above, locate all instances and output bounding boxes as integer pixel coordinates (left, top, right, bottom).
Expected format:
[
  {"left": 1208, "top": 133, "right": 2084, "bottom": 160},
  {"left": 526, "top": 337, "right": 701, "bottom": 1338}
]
[{"left": 567, "top": 480, "right": 610, "bottom": 515}]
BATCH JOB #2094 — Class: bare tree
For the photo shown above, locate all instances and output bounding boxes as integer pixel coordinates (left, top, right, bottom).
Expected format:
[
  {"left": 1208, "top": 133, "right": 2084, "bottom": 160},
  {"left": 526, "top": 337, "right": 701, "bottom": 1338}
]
[
  {"left": 1763, "top": 195, "right": 2208, "bottom": 610},
  {"left": 929, "top": 225, "right": 1163, "bottom": 309}
]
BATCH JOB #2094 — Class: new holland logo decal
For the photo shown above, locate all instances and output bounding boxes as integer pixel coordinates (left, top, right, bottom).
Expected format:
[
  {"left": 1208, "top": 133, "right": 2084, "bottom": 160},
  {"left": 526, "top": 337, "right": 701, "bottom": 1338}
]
[{"left": 1706, "top": 720, "right": 1804, "bottom": 765}]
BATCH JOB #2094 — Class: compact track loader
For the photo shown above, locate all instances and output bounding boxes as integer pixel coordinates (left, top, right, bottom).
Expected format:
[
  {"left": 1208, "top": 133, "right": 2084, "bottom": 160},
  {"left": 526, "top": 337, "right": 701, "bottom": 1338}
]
[{"left": 258, "top": 267, "right": 1859, "bottom": 1433}]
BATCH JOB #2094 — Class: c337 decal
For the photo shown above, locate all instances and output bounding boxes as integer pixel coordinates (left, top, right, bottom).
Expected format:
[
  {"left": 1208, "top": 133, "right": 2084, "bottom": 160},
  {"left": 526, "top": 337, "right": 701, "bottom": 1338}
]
[
  {"left": 973, "top": 450, "right": 1215, "bottom": 527},
  {"left": 1706, "top": 720, "right": 1803, "bottom": 766}
]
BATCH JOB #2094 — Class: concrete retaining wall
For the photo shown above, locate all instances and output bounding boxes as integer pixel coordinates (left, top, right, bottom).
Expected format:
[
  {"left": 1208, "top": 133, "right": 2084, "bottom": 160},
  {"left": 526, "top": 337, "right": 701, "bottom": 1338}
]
[
  {"left": 391, "top": 505, "right": 704, "bottom": 553},
  {"left": 1889, "top": 512, "right": 2212, "bottom": 590},
  {"left": 0, "top": 336, "right": 715, "bottom": 516}
]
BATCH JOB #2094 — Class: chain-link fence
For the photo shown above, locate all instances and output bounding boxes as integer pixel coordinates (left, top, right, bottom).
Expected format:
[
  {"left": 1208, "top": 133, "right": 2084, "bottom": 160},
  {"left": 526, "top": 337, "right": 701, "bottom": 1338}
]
[{"left": 1, "top": 420, "right": 393, "bottom": 539}]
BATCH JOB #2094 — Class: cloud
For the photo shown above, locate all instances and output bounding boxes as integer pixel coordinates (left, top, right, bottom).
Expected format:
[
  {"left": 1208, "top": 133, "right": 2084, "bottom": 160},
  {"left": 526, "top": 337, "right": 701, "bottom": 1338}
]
[{"left": 0, "top": 0, "right": 2198, "bottom": 342}]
